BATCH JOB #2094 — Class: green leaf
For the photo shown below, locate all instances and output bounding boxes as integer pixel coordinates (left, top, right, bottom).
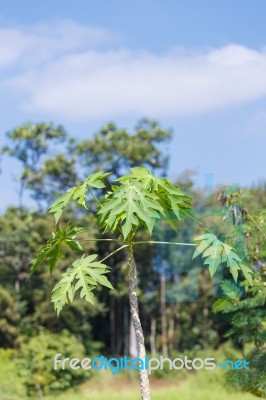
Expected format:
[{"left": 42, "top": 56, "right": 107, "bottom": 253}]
[
  {"left": 48, "top": 171, "right": 110, "bottom": 224},
  {"left": 49, "top": 188, "right": 76, "bottom": 224},
  {"left": 29, "top": 223, "right": 86, "bottom": 274},
  {"left": 203, "top": 239, "right": 223, "bottom": 277},
  {"left": 98, "top": 180, "right": 164, "bottom": 240},
  {"left": 99, "top": 167, "right": 192, "bottom": 240},
  {"left": 192, "top": 234, "right": 215, "bottom": 259},
  {"left": 193, "top": 233, "right": 254, "bottom": 284},
  {"left": 239, "top": 265, "right": 254, "bottom": 286},
  {"left": 193, "top": 233, "right": 223, "bottom": 278},
  {"left": 86, "top": 171, "right": 110, "bottom": 188},
  {"left": 118, "top": 166, "right": 192, "bottom": 220},
  {"left": 194, "top": 233, "right": 217, "bottom": 243},
  {"left": 51, "top": 254, "right": 113, "bottom": 315},
  {"left": 220, "top": 280, "right": 244, "bottom": 299}
]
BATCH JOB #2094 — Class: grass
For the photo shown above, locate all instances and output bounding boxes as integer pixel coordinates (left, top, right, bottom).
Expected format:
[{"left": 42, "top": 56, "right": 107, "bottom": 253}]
[{"left": 44, "top": 369, "right": 257, "bottom": 400}]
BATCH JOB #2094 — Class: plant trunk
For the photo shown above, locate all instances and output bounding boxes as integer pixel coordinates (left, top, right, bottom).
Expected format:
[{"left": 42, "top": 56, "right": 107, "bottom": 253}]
[
  {"left": 150, "top": 318, "right": 157, "bottom": 355},
  {"left": 168, "top": 303, "right": 175, "bottom": 354},
  {"left": 36, "top": 383, "right": 44, "bottom": 399},
  {"left": 123, "top": 303, "right": 129, "bottom": 355},
  {"left": 127, "top": 245, "right": 151, "bottom": 400},
  {"left": 110, "top": 294, "right": 116, "bottom": 354},
  {"left": 160, "top": 270, "right": 168, "bottom": 357}
]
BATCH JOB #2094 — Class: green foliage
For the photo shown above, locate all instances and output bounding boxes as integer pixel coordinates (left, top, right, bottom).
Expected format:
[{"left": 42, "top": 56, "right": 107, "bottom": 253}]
[
  {"left": 31, "top": 167, "right": 193, "bottom": 313},
  {"left": 99, "top": 180, "right": 164, "bottom": 239},
  {"left": 2, "top": 122, "right": 66, "bottom": 164},
  {"left": 1, "top": 122, "right": 67, "bottom": 205},
  {"left": 214, "top": 186, "right": 266, "bottom": 347},
  {"left": 0, "top": 208, "right": 101, "bottom": 353},
  {"left": 0, "top": 208, "right": 50, "bottom": 291},
  {"left": 49, "top": 171, "right": 110, "bottom": 224},
  {"left": 30, "top": 223, "right": 86, "bottom": 273},
  {"left": 213, "top": 272, "right": 266, "bottom": 397},
  {"left": 118, "top": 167, "right": 192, "bottom": 218},
  {"left": 0, "top": 286, "right": 21, "bottom": 348},
  {"left": 226, "top": 348, "right": 266, "bottom": 398},
  {"left": 16, "top": 330, "right": 88, "bottom": 397},
  {"left": 193, "top": 233, "right": 254, "bottom": 284},
  {"left": 219, "top": 280, "right": 244, "bottom": 299},
  {"left": 213, "top": 279, "right": 266, "bottom": 346},
  {"left": 32, "top": 166, "right": 254, "bottom": 333},
  {"left": 0, "top": 348, "right": 26, "bottom": 399},
  {"left": 31, "top": 154, "right": 79, "bottom": 203},
  {"left": 51, "top": 254, "right": 113, "bottom": 315},
  {"left": 99, "top": 167, "right": 192, "bottom": 240},
  {"left": 73, "top": 118, "right": 172, "bottom": 177}
]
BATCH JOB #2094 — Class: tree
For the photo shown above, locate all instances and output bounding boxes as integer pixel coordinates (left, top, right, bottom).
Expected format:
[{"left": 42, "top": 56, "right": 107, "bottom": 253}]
[
  {"left": 1, "top": 122, "right": 67, "bottom": 207},
  {"left": 30, "top": 167, "right": 253, "bottom": 400},
  {"left": 73, "top": 118, "right": 172, "bottom": 180},
  {"left": 72, "top": 118, "right": 172, "bottom": 355}
]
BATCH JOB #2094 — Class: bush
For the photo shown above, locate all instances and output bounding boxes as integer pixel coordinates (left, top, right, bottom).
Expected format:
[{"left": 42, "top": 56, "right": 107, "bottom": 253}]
[
  {"left": 16, "top": 330, "right": 90, "bottom": 397},
  {"left": 226, "top": 347, "right": 266, "bottom": 398},
  {"left": 0, "top": 348, "right": 26, "bottom": 399}
]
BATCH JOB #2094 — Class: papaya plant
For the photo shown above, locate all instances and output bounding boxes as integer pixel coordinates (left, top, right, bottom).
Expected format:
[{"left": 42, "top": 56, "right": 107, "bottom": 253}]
[{"left": 30, "top": 167, "right": 253, "bottom": 400}]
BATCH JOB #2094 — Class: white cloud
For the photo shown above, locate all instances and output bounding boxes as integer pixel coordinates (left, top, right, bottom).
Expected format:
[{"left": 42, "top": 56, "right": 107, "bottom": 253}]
[
  {"left": 0, "top": 19, "right": 114, "bottom": 68},
  {"left": 2, "top": 20, "right": 266, "bottom": 120}
]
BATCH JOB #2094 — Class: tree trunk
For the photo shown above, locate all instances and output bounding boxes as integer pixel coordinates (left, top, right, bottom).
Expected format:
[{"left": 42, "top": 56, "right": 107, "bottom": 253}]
[
  {"left": 150, "top": 318, "right": 157, "bottom": 355},
  {"left": 129, "top": 317, "right": 138, "bottom": 357},
  {"left": 127, "top": 245, "right": 151, "bottom": 400},
  {"left": 110, "top": 294, "right": 116, "bottom": 354},
  {"left": 36, "top": 383, "right": 44, "bottom": 399},
  {"left": 123, "top": 303, "right": 129, "bottom": 355},
  {"left": 160, "top": 270, "right": 168, "bottom": 357},
  {"left": 168, "top": 303, "right": 175, "bottom": 354}
]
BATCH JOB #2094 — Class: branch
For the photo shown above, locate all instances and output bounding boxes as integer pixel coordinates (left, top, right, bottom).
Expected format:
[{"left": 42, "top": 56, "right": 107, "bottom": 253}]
[
  {"left": 100, "top": 244, "right": 128, "bottom": 263},
  {"left": 133, "top": 241, "right": 196, "bottom": 246},
  {"left": 78, "top": 238, "right": 123, "bottom": 243}
]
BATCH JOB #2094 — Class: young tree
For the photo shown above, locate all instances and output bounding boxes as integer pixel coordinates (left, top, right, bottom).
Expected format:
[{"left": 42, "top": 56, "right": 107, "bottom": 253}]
[
  {"left": 30, "top": 167, "right": 253, "bottom": 399},
  {"left": 2, "top": 119, "right": 172, "bottom": 357}
]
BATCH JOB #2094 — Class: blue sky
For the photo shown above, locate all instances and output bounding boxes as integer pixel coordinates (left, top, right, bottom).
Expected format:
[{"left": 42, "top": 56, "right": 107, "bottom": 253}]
[{"left": 0, "top": 1, "right": 265, "bottom": 209}]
